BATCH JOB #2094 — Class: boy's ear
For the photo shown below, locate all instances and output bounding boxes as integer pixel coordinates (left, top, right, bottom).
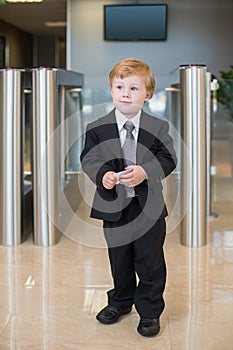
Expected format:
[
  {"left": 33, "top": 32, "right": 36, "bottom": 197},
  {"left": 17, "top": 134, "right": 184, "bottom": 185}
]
[{"left": 144, "top": 92, "right": 151, "bottom": 102}]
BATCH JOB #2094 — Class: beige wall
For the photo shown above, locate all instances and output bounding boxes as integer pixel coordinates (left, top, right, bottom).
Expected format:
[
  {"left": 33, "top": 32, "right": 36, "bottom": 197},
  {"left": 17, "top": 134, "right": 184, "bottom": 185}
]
[
  {"left": 0, "top": 19, "right": 33, "bottom": 68},
  {"left": 67, "top": 0, "right": 233, "bottom": 91}
]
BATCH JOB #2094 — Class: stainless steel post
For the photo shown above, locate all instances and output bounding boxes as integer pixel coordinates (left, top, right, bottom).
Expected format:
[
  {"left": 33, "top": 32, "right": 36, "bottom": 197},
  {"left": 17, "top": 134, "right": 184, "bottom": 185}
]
[
  {"left": 32, "top": 68, "right": 84, "bottom": 246},
  {"left": 32, "top": 68, "right": 62, "bottom": 246},
  {"left": 0, "top": 69, "right": 24, "bottom": 246},
  {"left": 180, "top": 64, "right": 207, "bottom": 247}
]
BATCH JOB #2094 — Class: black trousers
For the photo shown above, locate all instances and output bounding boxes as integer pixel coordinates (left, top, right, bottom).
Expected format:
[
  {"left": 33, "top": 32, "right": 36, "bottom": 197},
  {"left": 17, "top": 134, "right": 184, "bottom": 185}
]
[{"left": 103, "top": 197, "right": 166, "bottom": 319}]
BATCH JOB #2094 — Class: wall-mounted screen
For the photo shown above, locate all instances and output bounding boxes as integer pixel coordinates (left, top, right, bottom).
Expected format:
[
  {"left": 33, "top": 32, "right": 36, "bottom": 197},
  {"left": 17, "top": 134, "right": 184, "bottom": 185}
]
[{"left": 104, "top": 4, "right": 168, "bottom": 41}]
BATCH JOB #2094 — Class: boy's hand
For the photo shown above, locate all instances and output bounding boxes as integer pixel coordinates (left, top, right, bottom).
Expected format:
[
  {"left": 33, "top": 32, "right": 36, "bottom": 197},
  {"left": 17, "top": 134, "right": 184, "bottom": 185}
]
[
  {"left": 102, "top": 171, "right": 117, "bottom": 189},
  {"left": 119, "top": 165, "right": 147, "bottom": 187}
]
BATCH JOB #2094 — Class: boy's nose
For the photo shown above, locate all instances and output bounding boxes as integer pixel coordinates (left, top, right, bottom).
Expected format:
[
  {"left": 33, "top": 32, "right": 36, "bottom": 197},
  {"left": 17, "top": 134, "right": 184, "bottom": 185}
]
[{"left": 122, "top": 88, "right": 130, "bottom": 97}]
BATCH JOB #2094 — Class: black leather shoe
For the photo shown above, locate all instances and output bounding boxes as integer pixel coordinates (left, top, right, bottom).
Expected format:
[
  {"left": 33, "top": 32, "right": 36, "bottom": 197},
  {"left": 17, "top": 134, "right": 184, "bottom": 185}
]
[
  {"left": 96, "top": 305, "right": 132, "bottom": 325},
  {"left": 137, "top": 318, "right": 160, "bottom": 337}
]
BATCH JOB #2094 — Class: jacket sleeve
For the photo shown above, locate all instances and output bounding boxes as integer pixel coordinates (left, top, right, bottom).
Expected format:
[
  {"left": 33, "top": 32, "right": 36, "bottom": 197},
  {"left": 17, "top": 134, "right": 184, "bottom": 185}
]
[
  {"left": 80, "top": 123, "right": 118, "bottom": 201},
  {"left": 140, "top": 120, "right": 177, "bottom": 185}
]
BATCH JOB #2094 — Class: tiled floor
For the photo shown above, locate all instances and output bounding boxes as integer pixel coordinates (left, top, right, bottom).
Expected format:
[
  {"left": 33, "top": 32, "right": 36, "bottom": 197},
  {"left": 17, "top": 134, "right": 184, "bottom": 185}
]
[{"left": 0, "top": 119, "right": 233, "bottom": 349}]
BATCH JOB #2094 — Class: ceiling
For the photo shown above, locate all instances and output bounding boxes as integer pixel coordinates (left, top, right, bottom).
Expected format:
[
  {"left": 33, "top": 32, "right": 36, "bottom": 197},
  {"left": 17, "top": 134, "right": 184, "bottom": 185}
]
[{"left": 0, "top": 0, "right": 67, "bottom": 39}]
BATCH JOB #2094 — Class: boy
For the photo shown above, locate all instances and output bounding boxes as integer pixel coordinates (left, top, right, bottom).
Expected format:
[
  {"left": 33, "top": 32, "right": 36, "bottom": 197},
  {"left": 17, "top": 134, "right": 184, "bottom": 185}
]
[{"left": 80, "top": 58, "right": 176, "bottom": 337}]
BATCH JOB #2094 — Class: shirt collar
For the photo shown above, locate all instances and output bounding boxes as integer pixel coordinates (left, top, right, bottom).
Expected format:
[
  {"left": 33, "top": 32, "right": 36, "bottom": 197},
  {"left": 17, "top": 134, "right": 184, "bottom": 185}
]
[{"left": 115, "top": 108, "right": 141, "bottom": 131}]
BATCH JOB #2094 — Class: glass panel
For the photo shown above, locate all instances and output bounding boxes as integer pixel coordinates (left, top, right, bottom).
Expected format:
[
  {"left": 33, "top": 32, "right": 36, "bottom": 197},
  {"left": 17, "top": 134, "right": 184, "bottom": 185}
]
[
  {"left": 212, "top": 79, "right": 233, "bottom": 203},
  {"left": 65, "top": 88, "right": 83, "bottom": 174},
  {"left": 24, "top": 89, "right": 32, "bottom": 176}
]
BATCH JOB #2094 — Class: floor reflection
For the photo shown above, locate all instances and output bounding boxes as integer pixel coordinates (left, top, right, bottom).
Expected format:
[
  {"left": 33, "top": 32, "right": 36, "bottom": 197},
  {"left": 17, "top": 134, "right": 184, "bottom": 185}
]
[{"left": 0, "top": 105, "right": 232, "bottom": 349}]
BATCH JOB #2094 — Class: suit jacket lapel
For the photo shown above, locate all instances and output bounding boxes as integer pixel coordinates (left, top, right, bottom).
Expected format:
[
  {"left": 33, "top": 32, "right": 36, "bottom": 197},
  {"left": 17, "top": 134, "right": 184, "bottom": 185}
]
[
  {"left": 137, "top": 110, "right": 157, "bottom": 161},
  {"left": 99, "top": 109, "right": 123, "bottom": 161},
  {"left": 101, "top": 109, "right": 159, "bottom": 164},
  {"left": 101, "top": 109, "right": 119, "bottom": 138}
]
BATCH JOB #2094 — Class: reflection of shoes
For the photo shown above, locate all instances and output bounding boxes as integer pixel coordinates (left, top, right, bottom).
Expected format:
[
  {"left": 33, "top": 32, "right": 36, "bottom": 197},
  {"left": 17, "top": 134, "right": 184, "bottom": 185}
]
[
  {"left": 137, "top": 318, "right": 160, "bottom": 337},
  {"left": 96, "top": 305, "right": 132, "bottom": 325}
]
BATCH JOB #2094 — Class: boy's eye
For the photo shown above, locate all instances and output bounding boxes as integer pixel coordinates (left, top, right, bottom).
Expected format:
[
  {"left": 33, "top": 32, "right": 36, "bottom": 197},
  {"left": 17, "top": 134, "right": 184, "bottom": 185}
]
[
  {"left": 131, "top": 87, "right": 138, "bottom": 91},
  {"left": 116, "top": 85, "right": 123, "bottom": 89}
]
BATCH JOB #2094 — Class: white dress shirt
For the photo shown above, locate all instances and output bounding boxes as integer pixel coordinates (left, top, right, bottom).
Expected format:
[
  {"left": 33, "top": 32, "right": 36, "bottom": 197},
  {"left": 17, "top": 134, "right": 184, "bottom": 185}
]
[
  {"left": 115, "top": 108, "right": 141, "bottom": 147},
  {"left": 115, "top": 108, "right": 148, "bottom": 185}
]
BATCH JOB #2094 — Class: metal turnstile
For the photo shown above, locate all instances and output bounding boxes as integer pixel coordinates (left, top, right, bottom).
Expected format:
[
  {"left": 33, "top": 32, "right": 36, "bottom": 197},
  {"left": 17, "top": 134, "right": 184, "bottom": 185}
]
[
  {"left": 32, "top": 68, "right": 83, "bottom": 246},
  {"left": 0, "top": 68, "right": 83, "bottom": 246}
]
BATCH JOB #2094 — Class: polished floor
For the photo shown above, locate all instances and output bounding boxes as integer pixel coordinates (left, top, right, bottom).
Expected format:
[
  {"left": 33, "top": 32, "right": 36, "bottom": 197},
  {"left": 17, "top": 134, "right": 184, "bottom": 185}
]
[{"left": 0, "top": 118, "right": 233, "bottom": 349}]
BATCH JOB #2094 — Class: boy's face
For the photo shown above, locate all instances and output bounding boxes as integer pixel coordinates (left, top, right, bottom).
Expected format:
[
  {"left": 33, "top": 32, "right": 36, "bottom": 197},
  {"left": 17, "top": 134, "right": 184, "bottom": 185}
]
[{"left": 110, "top": 75, "right": 151, "bottom": 118}]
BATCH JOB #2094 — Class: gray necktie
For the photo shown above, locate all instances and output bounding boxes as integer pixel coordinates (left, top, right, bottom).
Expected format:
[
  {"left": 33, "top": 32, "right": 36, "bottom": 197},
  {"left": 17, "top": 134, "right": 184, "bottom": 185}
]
[
  {"left": 122, "top": 121, "right": 136, "bottom": 166},
  {"left": 122, "top": 121, "right": 136, "bottom": 197}
]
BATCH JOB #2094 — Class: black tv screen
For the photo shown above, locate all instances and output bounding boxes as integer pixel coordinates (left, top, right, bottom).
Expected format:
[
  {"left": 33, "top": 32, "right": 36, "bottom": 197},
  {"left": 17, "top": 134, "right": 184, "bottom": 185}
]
[{"left": 104, "top": 4, "right": 168, "bottom": 41}]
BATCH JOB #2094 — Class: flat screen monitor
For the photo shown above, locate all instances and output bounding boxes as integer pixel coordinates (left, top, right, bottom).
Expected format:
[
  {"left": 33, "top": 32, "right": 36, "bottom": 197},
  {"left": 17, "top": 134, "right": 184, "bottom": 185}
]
[{"left": 104, "top": 4, "right": 168, "bottom": 41}]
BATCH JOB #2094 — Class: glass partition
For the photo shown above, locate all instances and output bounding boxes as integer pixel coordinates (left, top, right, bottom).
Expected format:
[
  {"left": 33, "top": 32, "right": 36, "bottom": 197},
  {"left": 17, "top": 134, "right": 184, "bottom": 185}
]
[
  {"left": 63, "top": 87, "right": 83, "bottom": 177},
  {"left": 212, "top": 79, "right": 233, "bottom": 204}
]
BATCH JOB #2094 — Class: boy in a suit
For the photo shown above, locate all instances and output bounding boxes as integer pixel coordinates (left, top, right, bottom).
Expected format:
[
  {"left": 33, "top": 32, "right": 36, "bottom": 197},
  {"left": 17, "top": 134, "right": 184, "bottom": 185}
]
[{"left": 80, "top": 58, "right": 176, "bottom": 337}]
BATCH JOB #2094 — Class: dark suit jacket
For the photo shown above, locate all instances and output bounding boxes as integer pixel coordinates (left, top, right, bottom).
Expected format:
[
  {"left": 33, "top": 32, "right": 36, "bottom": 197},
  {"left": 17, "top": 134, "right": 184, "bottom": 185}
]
[{"left": 80, "top": 108, "right": 177, "bottom": 223}]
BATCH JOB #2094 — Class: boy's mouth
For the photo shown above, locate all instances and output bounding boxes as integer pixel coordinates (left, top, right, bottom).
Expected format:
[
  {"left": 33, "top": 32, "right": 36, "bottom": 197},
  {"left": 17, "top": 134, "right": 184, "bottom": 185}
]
[{"left": 120, "top": 100, "right": 132, "bottom": 104}]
